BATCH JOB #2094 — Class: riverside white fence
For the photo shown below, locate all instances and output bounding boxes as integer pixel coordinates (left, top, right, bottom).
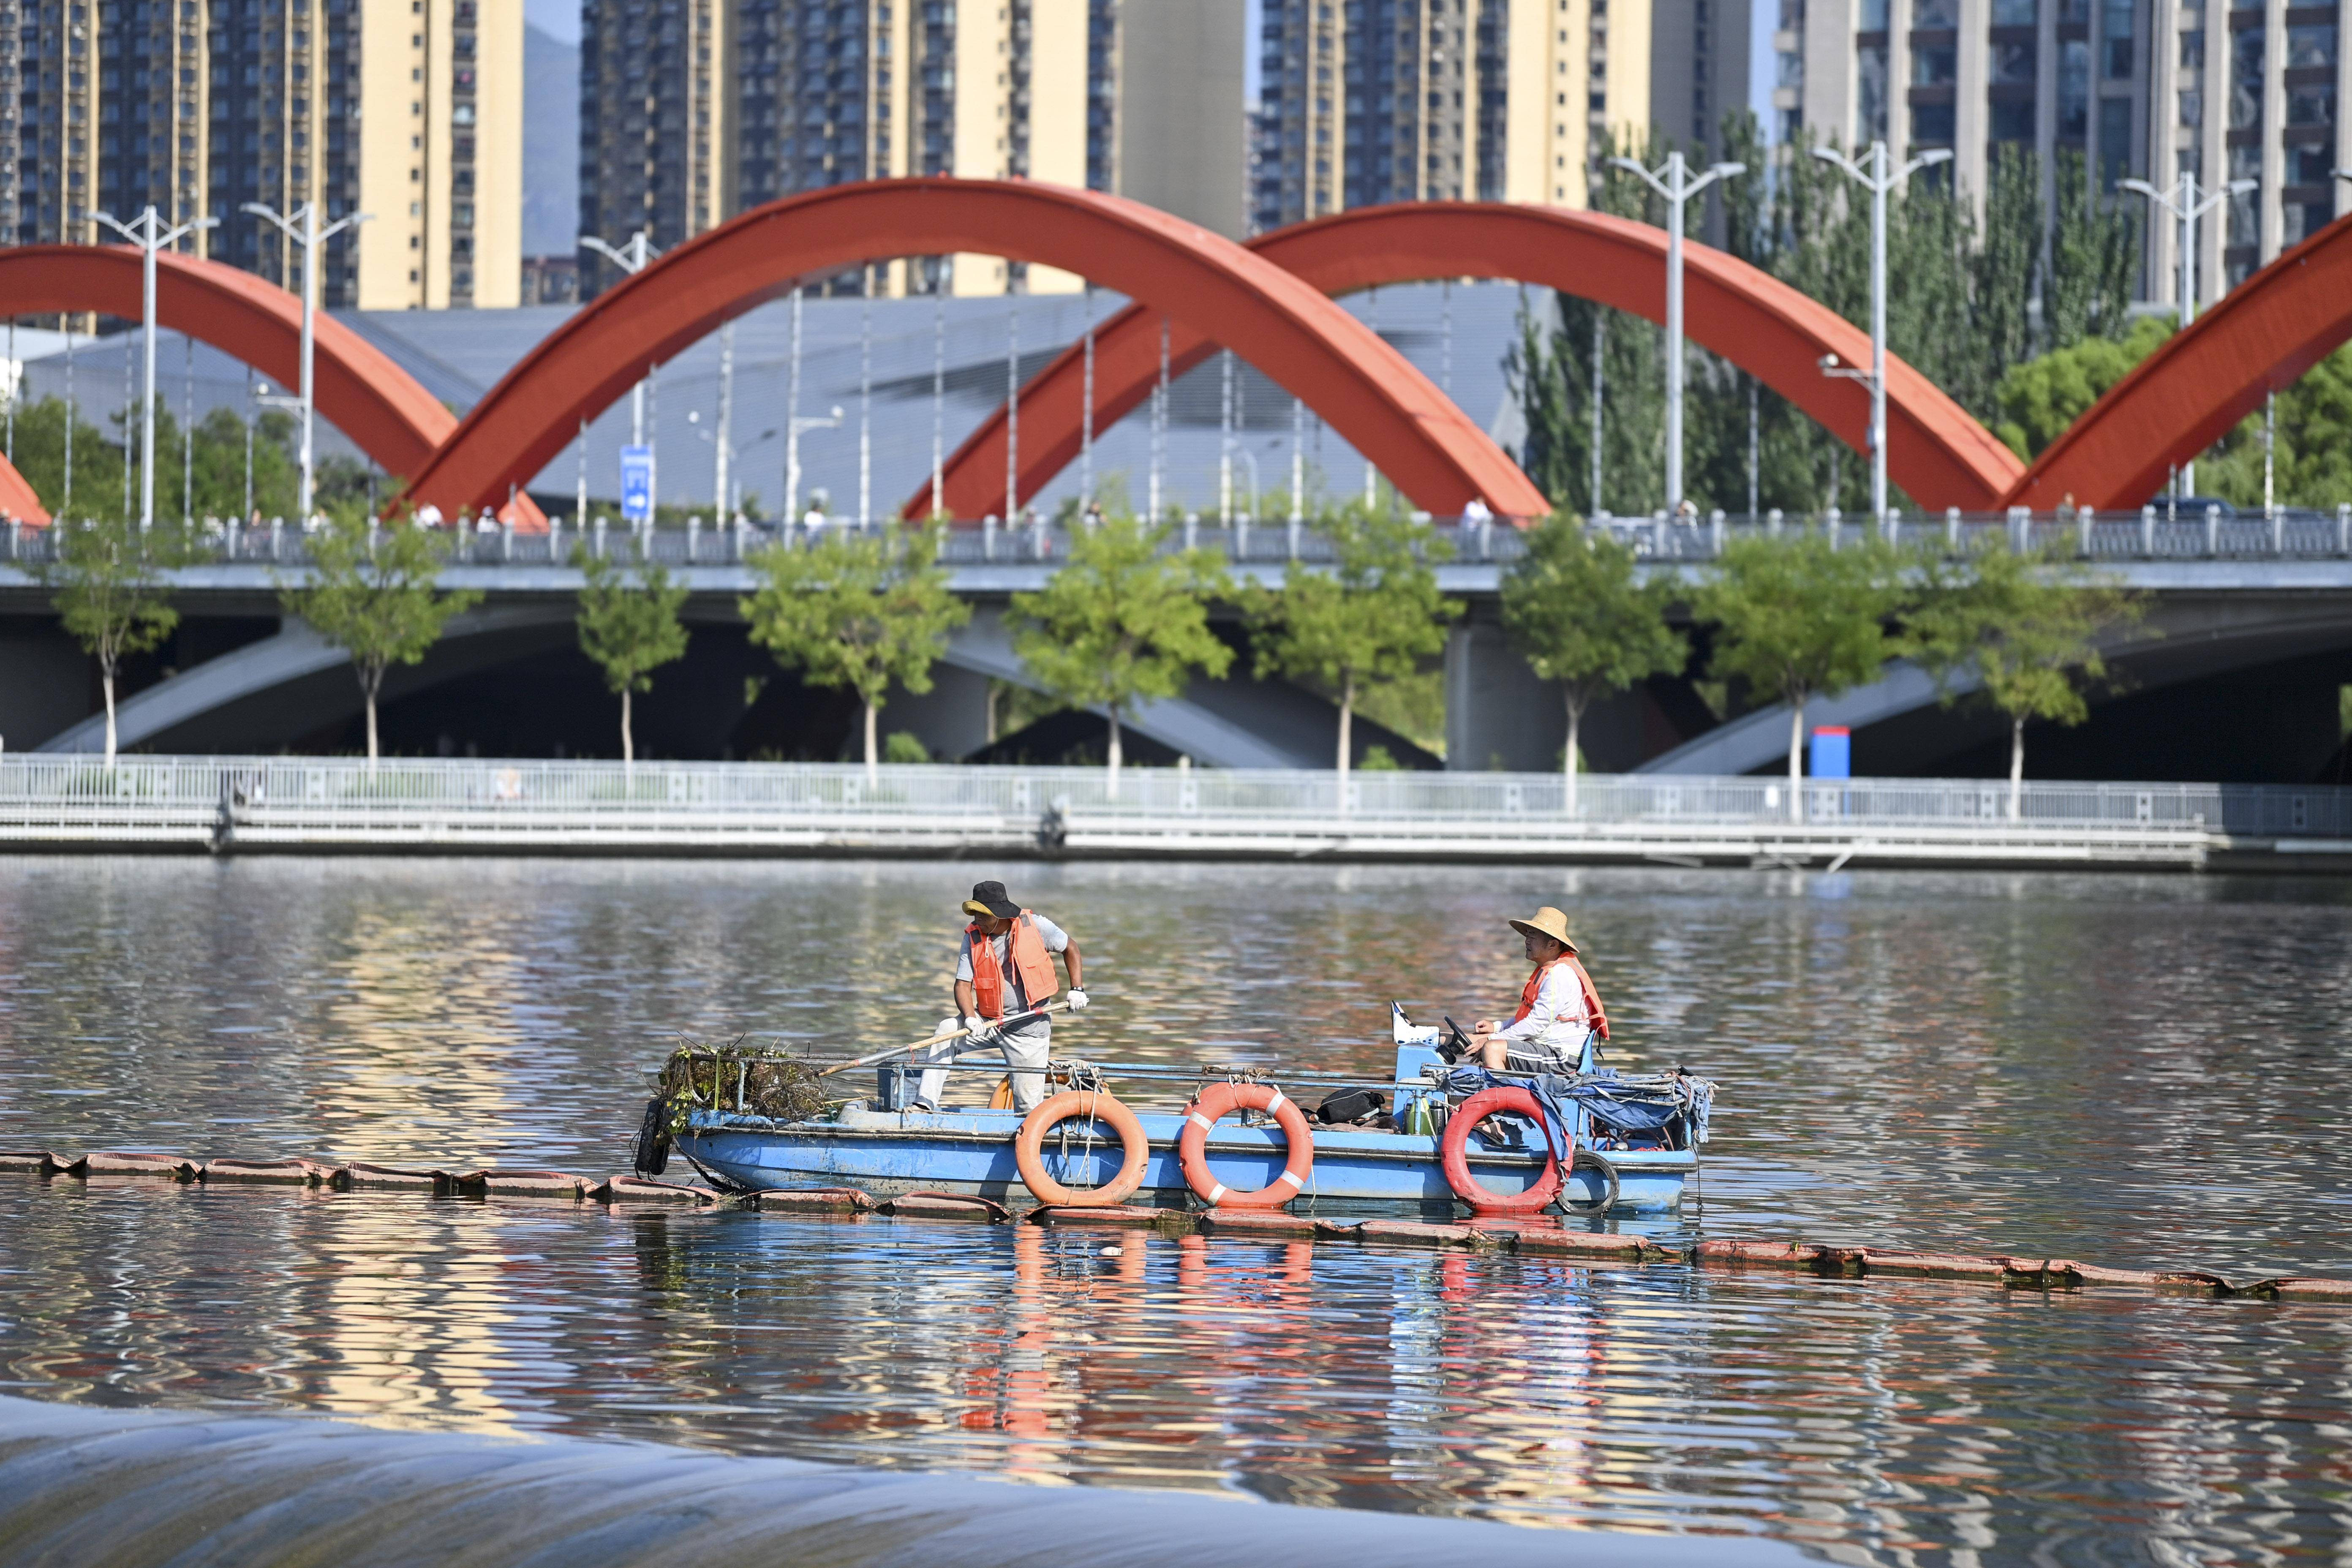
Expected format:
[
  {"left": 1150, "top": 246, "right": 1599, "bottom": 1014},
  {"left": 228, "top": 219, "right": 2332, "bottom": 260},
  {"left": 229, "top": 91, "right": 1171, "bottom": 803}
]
[{"left": 0, "top": 756, "right": 2345, "bottom": 867}]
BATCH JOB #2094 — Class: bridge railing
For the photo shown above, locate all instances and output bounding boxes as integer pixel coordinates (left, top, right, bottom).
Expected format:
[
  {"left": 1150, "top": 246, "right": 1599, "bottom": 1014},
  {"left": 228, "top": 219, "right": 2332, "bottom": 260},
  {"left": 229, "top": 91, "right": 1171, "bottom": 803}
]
[
  {"left": 5, "top": 506, "right": 2350, "bottom": 573},
  {"left": 1, "top": 755, "right": 2345, "bottom": 839}
]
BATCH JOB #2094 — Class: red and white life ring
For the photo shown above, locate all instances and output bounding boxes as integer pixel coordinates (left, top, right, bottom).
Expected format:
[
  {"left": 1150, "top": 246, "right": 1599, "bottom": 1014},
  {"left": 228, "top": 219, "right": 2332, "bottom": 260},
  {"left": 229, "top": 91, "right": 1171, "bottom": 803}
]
[
  {"left": 1439, "top": 1086, "right": 1563, "bottom": 1214},
  {"left": 1178, "top": 1082, "right": 1315, "bottom": 1209},
  {"left": 1014, "top": 1089, "right": 1149, "bottom": 1207}
]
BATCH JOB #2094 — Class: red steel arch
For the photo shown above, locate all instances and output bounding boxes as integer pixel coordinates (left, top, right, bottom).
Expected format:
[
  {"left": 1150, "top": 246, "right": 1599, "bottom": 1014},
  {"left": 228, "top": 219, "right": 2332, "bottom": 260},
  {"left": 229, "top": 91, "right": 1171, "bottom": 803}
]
[
  {"left": 2005, "top": 212, "right": 2352, "bottom": 509},
  {"left": 407, "top": 179, "right": 1546, "bottom": 521},
  {"left": 0, "top": 247, "right": 501, "bottom": 519},
  {"left": 908, "top": 201, "right": 2026, "bottom": 520},
  {"left": 0, "top": 452, "right": 49, "bottom": 524}
]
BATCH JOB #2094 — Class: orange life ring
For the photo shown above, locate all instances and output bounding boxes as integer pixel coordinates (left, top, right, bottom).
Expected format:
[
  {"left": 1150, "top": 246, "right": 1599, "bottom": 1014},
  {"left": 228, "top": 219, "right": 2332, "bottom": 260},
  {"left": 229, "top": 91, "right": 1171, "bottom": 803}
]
[
  {"left": 1178, "top": 1082, "right": 1315, "bottom": 1209},
  {"left": 1439, "top": 1086, "right": 1563, "bottom": 1214},
  {"left": 1013, "top": 1089, "right": 1149, "bottom": 1207}
]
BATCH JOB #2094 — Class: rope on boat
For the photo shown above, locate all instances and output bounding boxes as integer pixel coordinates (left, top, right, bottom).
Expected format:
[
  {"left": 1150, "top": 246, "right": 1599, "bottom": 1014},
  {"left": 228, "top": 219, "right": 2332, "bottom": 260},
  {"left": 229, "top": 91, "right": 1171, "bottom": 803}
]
[{"left": 7, "top": 1149, "right": 2349, "bottom": 1304}]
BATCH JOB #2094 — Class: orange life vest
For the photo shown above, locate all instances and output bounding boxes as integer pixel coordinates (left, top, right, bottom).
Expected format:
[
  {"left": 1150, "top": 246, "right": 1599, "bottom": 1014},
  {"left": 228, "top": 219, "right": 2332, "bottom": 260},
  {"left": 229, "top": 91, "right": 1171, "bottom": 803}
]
[
  {"left": 968, "top": 910, "right": 1060, "bottom": 1020},
  {"left": 1513, "top": 954, "right": 1610, "bottom": 1041}
]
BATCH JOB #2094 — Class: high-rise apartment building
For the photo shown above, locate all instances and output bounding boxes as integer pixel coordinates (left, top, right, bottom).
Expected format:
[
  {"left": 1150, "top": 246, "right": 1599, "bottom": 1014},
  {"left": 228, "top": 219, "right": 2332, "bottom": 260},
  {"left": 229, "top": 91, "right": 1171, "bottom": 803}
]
[
  {"left": 1251, "top": 0, "right": 1651, "bottom": 231},
  {"left": 2, "top": 0, "right": 521, "bottom": 310},
  {"left": 576, "top": 0, "right": 1247, "bottom": 300},
  {"left": 2149, "top": 0, "right": 2351, "bottom": 293},
  {"left": 1751, "top": 0, "right": 2350, "bottom": 299},
  {"left": 1764, "top": 0, "right": 2150, "bottom": 225},
  {"left": 1649, "top": 0, "right": 1767, "bottom": 161}
]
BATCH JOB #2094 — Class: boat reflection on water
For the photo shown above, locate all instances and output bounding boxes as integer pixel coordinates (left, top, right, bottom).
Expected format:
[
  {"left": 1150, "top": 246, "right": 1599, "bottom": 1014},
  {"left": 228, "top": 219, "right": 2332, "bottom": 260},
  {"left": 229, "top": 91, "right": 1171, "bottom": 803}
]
[{"left": 5, "top": 1180, "right": 2351, "bottom": 1559}]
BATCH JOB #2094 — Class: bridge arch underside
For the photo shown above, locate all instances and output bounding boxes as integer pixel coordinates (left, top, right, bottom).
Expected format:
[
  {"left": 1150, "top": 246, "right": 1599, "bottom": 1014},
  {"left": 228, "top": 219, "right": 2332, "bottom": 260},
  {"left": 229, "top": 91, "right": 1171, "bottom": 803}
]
[
  {"left": 1458, "top": 592, "right": 2352, "bottom": 783},
  {"left": 0, "top": 248, "right": 457, "bottom": 492},
  {"left": 411, "top": 179, "right": 1542, "bottom": 522},
  {"left": 915, "top": 201, "right": 2026, "bottom": 522},
  {"left": 23, "top": 601, "right": 1427, "bottom": 770}
]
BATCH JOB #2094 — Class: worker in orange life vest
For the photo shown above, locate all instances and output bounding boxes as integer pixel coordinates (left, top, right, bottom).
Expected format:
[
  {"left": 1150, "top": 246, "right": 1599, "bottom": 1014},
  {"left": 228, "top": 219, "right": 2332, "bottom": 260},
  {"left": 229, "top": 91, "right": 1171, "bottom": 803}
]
[
  {"left": 1470, "top": 905, "right": 1609, "bottom": 1075},
  {"left": 912, "top": 879, "right": 1086, "bottom": 1114}
]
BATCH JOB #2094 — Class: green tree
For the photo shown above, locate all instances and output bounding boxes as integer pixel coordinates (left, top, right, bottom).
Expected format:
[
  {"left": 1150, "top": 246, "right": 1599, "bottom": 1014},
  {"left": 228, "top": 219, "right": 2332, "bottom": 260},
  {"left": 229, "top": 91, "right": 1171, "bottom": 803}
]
[
  {"left": 8, "top": 395, "right": 128, "bottom": 521},
  {"left": 1902, "top": 542, "right": 2145, "bottom": 817},
  {"left": 1244, "top": 504, "right": 1458, "bottom": 787},
  {"left": 740, "top": 520, "right": 969, "bottom": 781},
  {"left": 1992, "top": 314, "right": 2172, "bottom": 459},
  {"left": 1500, "top": 516, "right": 1688, "bottom": 813},
  {"left": 35, "top": 514, "right": 201, "bottom": 763},
  {"left": 1694, "top": 532, "right": 1907, "bottom": 819},
  {"left": 2046, "top": 149, "right": 2142, "bottom": 349},
  {"left": 279, "top": 506, "right": 485, "bottom": 762},
  {"left": 7, "top": 397, "right": 312, "bottom": 524},
  {"left": 574, "top": 551, "right": 690, "bottom": 764},
  {"left": 1008, "top": 511, "right": 1232, "bottom": 798},
  {"left": 2192, "top": 342, "right": 2352, "bottom": 510},
  {"left": 1971, "top": 144, "right": 2044, "bottom": 396}
]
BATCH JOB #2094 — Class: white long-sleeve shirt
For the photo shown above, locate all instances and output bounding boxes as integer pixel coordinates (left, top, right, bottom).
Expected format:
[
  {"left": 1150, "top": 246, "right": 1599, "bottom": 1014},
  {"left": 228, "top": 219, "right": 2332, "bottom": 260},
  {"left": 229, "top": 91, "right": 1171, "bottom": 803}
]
[{"left": 1492, "top": 961, "right": 1592, "bottom": 1053}]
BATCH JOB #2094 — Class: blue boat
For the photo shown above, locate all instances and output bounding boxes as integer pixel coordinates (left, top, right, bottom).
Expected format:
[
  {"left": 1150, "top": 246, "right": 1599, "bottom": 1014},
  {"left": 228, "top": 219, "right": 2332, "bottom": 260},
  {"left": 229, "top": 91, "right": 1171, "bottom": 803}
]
[{"left": 660, "top": 1007, "right": 1712, "bottom": 1216}]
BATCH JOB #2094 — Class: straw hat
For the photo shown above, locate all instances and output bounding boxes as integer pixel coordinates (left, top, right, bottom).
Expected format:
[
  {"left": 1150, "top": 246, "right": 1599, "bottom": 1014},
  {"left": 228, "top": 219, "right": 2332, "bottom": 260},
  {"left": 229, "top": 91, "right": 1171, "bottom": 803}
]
[{"left": 1508, "top": 906, "right": 1579, "bottom": 953}]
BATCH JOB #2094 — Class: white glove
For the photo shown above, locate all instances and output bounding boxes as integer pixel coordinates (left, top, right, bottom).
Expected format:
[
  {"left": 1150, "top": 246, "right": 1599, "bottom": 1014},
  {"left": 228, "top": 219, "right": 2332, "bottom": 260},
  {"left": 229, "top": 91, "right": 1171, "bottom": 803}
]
[
  {"left": 1065, "top": 988, "right": 1089, "bottom": 1011},
  {"left": 963, "top": 1013, "right": 994, "bottom": 1040}
]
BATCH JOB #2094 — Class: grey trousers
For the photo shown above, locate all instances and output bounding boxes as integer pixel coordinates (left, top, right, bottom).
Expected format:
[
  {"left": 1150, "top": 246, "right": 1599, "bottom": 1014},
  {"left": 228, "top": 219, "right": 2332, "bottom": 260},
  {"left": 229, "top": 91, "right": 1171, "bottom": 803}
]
[{"left": 915, "top": 1020, "right": 1051, "bottom": 1113}]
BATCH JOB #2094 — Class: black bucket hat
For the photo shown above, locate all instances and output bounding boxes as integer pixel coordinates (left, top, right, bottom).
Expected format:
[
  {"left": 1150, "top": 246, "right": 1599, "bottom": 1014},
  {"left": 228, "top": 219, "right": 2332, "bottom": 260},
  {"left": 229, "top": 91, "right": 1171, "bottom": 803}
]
[{"left": 961, "top": 880, "right": 1021, "bottom": 920}]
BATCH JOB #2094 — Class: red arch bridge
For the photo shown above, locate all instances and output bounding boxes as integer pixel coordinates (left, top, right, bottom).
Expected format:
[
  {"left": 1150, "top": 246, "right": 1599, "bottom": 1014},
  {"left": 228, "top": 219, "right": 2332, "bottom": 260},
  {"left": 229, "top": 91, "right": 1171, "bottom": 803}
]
[{"left": 4, "top": 180, "right": 2352, "bottom": 780}]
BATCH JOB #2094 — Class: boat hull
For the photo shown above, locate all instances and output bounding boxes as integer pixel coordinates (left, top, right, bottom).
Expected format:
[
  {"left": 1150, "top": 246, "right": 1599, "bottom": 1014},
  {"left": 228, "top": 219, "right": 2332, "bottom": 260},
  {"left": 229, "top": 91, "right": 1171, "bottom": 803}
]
[{"left": 674, "top": 1105, "right": 1695, "bottom": 1212}]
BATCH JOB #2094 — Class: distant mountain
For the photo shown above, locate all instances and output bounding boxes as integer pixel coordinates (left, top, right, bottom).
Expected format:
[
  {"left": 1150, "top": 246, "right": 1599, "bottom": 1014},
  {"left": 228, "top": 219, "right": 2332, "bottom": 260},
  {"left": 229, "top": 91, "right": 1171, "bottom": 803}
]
[{"left": 521, "top": 22, "right": 580, "bottom": 259}]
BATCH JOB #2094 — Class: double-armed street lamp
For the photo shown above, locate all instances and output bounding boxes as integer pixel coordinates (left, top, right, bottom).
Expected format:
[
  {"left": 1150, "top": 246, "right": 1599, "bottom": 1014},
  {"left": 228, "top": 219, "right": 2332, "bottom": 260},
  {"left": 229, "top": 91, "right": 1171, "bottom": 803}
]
[
  {"left": 578, "top": 231, "right": 661, "bottom": 446},
  {"left": 688, "top": 412, "right": 778, "bottom": 516},
  {"left": 92, "top": 205, "right": 219, "bottom": 527},
  {"left": 1609, "top": 152, "right": 1744, "bottom": 518},
  {"left": 242, "top": 201, "right": 372, "bottom": 521},
  {"left": 1811, "top": 142, "right": 1952, "bottom": 526},
  {"left": 2119, "top": 173, "right": 2253, "bottom": 496}
]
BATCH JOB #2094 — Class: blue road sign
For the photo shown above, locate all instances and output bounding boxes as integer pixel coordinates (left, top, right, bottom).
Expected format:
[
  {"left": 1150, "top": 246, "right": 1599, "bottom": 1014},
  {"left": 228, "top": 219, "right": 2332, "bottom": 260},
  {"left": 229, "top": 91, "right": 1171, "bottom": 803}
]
[{"left": 620, "top": 446, "right": 653, "bottom": 523}]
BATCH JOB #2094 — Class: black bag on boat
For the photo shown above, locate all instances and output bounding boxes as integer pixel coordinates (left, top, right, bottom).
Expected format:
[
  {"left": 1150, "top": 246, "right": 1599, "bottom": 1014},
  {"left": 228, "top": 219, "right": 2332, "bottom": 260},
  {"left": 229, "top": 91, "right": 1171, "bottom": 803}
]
[{"left": 1315, "top": 1087, "right": 1388, "bottom": 1125}]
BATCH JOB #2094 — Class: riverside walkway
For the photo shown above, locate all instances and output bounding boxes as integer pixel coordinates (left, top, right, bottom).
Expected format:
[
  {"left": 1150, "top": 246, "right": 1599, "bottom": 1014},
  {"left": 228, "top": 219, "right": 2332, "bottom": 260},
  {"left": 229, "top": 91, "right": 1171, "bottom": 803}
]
[{"left": 5, "top": 757, "right": 2346, "bottom": 872}]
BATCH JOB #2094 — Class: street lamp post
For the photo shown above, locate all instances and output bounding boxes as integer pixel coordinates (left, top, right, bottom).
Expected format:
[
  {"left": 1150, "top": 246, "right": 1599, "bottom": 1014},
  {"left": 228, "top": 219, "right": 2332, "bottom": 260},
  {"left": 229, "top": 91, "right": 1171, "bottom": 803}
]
[
  {"left": 91, "top": 205, "right": 218, "bottom": 527},
  {"left": 1810, "top": 142, "right": 1952, "bottom": 525},
  {"left": 788, "top": 406, "right": 845, "bottom": 525},
  {"left": 1609, "top": 152, "right": 1744, "bottom": 517},
  {"left": 713, "top": 321, "right": 735, "bottom": 522},
  {"left": 2120, "top": 173, "right": 2252, "bottom": 496},
  {"left": 578, "top": 231, "right": 660, "bottom": 445},
  {"left": 242, "top": 201, "right": 371, "bottom": 520}
]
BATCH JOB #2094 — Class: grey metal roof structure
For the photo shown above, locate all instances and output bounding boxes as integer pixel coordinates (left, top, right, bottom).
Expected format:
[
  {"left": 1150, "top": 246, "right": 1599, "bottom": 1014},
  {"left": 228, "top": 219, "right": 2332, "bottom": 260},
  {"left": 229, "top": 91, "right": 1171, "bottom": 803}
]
[{"left": 18, "top": 281, "right": 1534, "bottom": 519}]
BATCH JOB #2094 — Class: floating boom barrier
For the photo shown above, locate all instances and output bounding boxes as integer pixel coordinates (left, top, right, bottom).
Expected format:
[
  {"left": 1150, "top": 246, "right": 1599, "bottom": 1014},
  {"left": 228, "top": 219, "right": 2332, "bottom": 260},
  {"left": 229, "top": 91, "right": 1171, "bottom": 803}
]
[{"left": 8, "top": 1150, "right": 2349, "bottom": 1304}]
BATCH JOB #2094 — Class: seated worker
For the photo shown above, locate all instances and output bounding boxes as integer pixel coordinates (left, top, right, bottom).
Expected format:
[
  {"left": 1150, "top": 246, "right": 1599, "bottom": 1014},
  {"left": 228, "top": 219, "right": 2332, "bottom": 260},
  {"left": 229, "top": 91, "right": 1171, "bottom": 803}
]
[
  {"left": 910, "top": 879, "right": 1086, "bottom": 1114},
  {"left": 1470, "top": 905, "right": 1609, "bottom": 1074}
]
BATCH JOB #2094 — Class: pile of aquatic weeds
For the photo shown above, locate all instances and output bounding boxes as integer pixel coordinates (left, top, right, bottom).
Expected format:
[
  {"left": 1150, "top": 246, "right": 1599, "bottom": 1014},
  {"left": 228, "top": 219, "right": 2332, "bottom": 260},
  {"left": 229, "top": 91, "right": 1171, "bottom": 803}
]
[{"left": 659, "top": 1036, "right": 829, "bottom": 1127}]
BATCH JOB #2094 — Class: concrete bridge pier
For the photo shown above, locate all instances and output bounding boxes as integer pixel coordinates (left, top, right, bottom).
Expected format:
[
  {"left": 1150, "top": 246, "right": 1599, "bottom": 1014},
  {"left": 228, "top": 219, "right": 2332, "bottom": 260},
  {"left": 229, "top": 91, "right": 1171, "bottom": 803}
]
[{"left": 1443, "top": 613, "right": 1674, "bottom": 774}]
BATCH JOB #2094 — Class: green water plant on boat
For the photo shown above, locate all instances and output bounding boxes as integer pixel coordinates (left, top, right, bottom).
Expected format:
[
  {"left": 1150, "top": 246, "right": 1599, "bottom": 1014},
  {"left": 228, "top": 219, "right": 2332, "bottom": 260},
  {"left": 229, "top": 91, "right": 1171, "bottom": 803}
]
[{"left": 659, "top": 1037, "right": 829, "bottom": 1133}]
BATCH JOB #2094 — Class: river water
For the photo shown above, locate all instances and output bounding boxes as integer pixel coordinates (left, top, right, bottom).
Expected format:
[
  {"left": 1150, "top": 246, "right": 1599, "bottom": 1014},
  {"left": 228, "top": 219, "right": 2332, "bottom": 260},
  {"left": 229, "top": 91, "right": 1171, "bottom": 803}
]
[{"left": 2, "top": 858, "right": 2349, "bottom": 1561}]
